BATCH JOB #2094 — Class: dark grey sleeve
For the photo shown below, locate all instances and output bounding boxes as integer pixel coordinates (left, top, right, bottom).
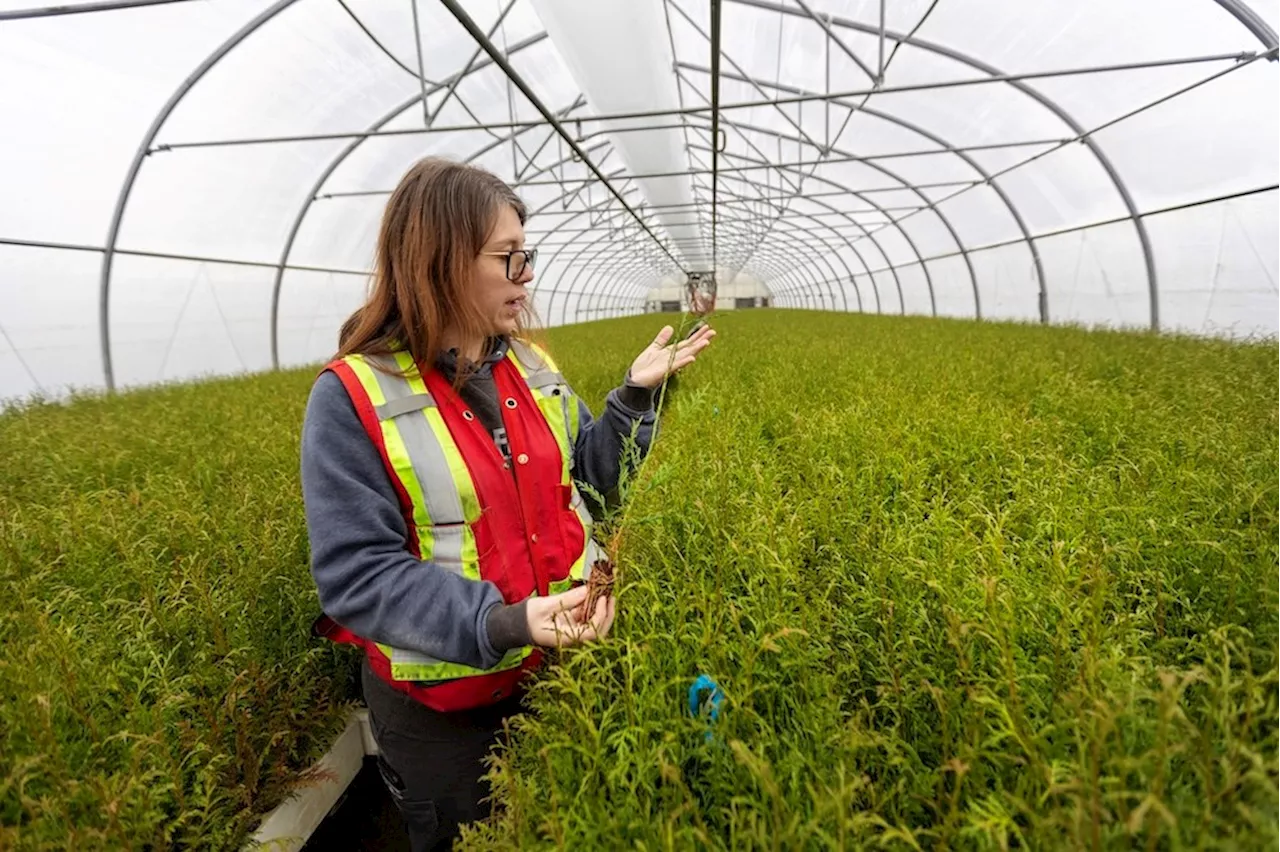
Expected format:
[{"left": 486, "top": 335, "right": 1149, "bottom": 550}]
[
  {"left": 300, "top": 371, "right": 530, "bottom": 669},
  {"left": 570, "top": 375, "right": 657, "bottom": 515}
]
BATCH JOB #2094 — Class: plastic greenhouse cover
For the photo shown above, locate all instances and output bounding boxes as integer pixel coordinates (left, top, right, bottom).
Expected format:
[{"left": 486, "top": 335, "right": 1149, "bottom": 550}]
[{"left": 0, "top": 0, "right": 1275, "bottom": 402}]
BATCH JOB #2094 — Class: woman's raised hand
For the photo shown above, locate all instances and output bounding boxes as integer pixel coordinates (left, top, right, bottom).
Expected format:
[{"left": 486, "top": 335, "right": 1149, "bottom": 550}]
[
  {"left": 626, "top": 323, "right": 716, "bottom": 389},
  {"left": 525, "top": 585, "right": 617, "bottom": 648}
]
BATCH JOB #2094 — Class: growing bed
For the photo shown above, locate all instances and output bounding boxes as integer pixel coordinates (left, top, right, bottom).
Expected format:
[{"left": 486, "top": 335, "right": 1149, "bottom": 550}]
[{"left": 2, "top": 311, "right": 1275, "bottom": 849}]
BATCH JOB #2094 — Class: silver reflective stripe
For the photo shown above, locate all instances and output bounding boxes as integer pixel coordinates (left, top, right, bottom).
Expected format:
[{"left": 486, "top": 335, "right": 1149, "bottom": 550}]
[
  {"left": 507, "top": 338, "right": 545, "bottom": 372},
  {"left": 361, "top": 354, "right": 469, "bottom": 546},
  {"left": 508, "top": 340, "right": 566, "bottom": 388},
  {"left": 395, "top": 414, "right": 469, "bottom": 536},
  {"left": 428, "top": 523, "right": 467, "bottom": 573},
  {"left": 571, "top": 486, "right": 593, "bottom": 524},
  {"left": 576, "top": 536, "right": 607, "bottom": 582},
  {"left": 525, "top": 369, "right": 565, "bottom": 389},
  {"left": 375, "top": 393, "right": 435, "bottom": 420},
  {"left": 363, "top": 354, "right": 418, "bottom": 406},
  {"left": 390, "top": 646, "right": 447, "bottom": 666},
  {"left": 571, "top": 486, "right": 599, "bottom": 581},
  {"left": 507, "top": 340, "right": 576, "bottom": 467}
]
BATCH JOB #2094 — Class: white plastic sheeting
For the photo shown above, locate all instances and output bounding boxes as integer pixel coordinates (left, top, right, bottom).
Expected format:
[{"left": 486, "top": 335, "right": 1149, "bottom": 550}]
[{"left": 0, "top": 0, "right": 1275, "bottom": 402}]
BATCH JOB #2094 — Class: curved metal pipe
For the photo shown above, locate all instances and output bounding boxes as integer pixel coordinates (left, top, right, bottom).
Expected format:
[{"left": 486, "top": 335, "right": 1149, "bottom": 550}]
[
  {"left": 98, "top": 0, "right": 302, "bottom": 391},
  {"left": 1212, "top": 0, "right": 1279, "bottom": 50},
  {"left": 681, "top": 110, "right": 932, "bottom": 312},
  {"left": 269, "top": 36, "right": 561, "bottom": 367},
  {"left": 692, "top": 132, "right": 975, "bottom": 316},
  {"left": 666, "top": 24, "right": 936, "bottom": 312},
  {"left": 704, "top": 175, "right": 893, "bottom": 311},
  {"left": 685, "top": 74, "right": 1047, "bottom": 320},
  {"left": 580, "top": 230, "right": 828, "bottom": 319},
  {"left": 586, "top": 234, "right": 824, "bottom": 319},
  {"left": 730, "top": 0, "right": 1163, "bottom": 327},
  {"left": 674, "top": 67, "right": 896, "bottom": 310},
  {"left": 683, "top": 178, "right": 871, "bottom": 311},
  {"left": 717, "top": 147, "right": 940, "bottom": 314},
  {"left": 762, "top": 219, "right": 868, "bottom": 309},
  {"left": 534, "top": 198, "right": 660, "bottom": 322},
  {"left": 536, "top": 192, "right": 658, "bottom": 322},
  {"left": 573, "top": 263, "right": 657, "bottom": 321},
  {"left": 773, "top": 272, "right": 856, "bottom": 307}
]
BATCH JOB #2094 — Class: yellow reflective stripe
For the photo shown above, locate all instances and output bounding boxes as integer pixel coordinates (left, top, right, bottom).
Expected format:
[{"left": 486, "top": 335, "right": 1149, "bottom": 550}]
[
  {"left": 570, "top": 531, "right": 602, "bottom": 582},
  {"left": 566, "top": 391, "right": 581, "bottom": 442},
  {"left": 376, "top": 353, "right": 435, "bottom": 543},
  {"left": 376, "top": 643, "right": 532, "bottom": 682},
  {"left": 391, "top": 350, "right": 428, "bottom": 394},
  {"left": 344, "top": 355, "right": 388, "bottom": 406},
  {"left": 383, "top": 423, "right": 433, "bottom": 537},
  {"left": 347, "top": 352, "right": 480, "bottom": 576},
  {"left": 569, "top": 547, "right": 588, "bottom": 583},
  {"left": 548, "top": 578, "right": 574, "bottom": 595},
  {"left": 506, "top": 349, "right": 530, "bottom": 379},
  {"left": 414, "top": 523, "right": 479, "bottom": 580},
  {"left": 529, "top": 341, "right": 560, "bottom": 373},
  {"left": 345, "top": 356, "right": 433, "bottom": 535},
  {"left": 570, "top": 492, "right": 599, "bottom": 581},
  {"left": 539, "top": 394, "right": 572, "bottom": 484},
  {"left": 391, "top": 349, "right": 482, "bottom": 528},
  {"left": 509, "top": 338, "right": 560, "bottom": 374}
]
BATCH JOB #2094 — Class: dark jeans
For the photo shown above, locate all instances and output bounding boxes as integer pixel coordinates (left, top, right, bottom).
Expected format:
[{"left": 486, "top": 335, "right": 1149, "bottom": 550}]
[{"left": 362, "top": 659, "right": 524, "bottom": 852}]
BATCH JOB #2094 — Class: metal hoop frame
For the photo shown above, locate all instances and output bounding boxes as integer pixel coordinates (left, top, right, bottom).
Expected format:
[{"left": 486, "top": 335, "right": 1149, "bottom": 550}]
[{"left": 73, "top": 0, "right": 1277, "bottom": 389}]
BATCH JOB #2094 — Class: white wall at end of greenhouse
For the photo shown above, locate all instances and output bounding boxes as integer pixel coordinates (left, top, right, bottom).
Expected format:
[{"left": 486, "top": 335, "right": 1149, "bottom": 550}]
[{"left": 644, "top": 272, "right": 772, "bottom": 313}]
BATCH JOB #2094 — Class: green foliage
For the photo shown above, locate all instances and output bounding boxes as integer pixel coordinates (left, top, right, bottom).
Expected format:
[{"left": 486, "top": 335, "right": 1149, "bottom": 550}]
[
  {"left": 464, "top": 311, "right": 1279, "bottom": 851},
  {"left": 0, "top": 371, "right": 354, "bottom": 850},
  {"left": 0, "top": 311, "right": 1275, "bottom": 850}
]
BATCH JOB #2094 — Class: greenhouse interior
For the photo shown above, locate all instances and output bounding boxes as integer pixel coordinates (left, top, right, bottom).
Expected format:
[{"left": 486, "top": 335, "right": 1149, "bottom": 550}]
[{"left": 1, "top": 0, "right": 1277, "bottom": 849}]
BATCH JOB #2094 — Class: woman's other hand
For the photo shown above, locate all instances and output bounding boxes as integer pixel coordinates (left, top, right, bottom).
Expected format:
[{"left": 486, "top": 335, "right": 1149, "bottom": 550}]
[
  {"left": 627, "top": 323, "right": 716, "bottom": 389},
  {"left": 525, "top": 585, "right": 617, "bottom": 648}
]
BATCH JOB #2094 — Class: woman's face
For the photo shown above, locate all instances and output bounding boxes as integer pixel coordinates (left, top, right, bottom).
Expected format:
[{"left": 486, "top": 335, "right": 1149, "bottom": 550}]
[{"left": 473, "top": 204, "right": 534, "bottom": 337}]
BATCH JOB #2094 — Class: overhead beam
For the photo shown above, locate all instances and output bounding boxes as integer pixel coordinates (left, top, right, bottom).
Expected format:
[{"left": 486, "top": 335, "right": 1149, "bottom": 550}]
[
  {"left": 710, "top": 0, "right": 723, "bottom": 280},
  {"left": 850, "top": 183, "right": 1280, "bottom": 275},
  {"left": 269, "top": 7, "right": 543, "bottom": 368},
  {"left": 726, "top": 0, "right": 1269, "bottom": 329},
  {"left": 439, "top": 0, "right": 687, "bottom": 274},
  {"left": 1, "top": 235, "right": 367, "bottom": 276},
  {"left": 145, "top": 50, "right": 1256, "bottom": 152},
  {"left": 680, "top": 68, "right": 1050, "bottom": 321},
  {"left": 98, "top": 0, "right": 301, "bottom": 393},
  {"left": 0, "top": 0, "right": 196, "bottom": 20}
]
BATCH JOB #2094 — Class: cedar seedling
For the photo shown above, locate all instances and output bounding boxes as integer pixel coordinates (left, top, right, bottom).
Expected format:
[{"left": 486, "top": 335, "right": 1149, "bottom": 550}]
[{"left": 579, "top": 309, "right": 707, "bottom": 620}]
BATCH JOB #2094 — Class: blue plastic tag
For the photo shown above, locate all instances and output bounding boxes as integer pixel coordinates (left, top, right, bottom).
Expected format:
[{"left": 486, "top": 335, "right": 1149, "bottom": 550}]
[{"left": 688, "top": 674, "right": 725, "bottom": 742}]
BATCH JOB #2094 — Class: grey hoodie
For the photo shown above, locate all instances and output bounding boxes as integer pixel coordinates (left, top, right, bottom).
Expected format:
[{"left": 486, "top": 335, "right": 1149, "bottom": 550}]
[{"left": 300, "top": 337, "right": 655, "bottom": 671}]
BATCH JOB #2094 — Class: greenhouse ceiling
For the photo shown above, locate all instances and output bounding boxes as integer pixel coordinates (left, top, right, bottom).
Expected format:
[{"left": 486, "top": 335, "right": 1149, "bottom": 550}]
[{"left": 0, "top": 0, "right": 1276, "bottom": 400}]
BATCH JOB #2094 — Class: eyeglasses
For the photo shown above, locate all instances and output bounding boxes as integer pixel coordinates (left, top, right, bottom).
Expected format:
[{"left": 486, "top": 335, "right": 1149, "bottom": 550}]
[{"left": 480, "top": 248, "right": 538, "bottom": 281}]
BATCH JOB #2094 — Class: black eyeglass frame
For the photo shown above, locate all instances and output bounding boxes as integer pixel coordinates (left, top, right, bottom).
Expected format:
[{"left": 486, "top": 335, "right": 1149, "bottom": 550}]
[{"left": 479, "top": 248, "right": 538, "bottom": 281}]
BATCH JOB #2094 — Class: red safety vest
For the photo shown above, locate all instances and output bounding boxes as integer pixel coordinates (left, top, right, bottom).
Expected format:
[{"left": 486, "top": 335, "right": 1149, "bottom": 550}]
[{"left": 311, "top": 340, "right": 601, "bottom": 712}]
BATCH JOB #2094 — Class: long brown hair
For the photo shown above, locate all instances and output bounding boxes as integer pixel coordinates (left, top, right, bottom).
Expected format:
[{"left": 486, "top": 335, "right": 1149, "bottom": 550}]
[{"left": 336, "top": 157, "right": 535, "bottom": 374}]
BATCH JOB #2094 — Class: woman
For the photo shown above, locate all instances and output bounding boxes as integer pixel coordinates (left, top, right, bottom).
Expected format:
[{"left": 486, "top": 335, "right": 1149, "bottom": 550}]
[{"left": 300, "top": 157, "right": 714, "bottom": 851}]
